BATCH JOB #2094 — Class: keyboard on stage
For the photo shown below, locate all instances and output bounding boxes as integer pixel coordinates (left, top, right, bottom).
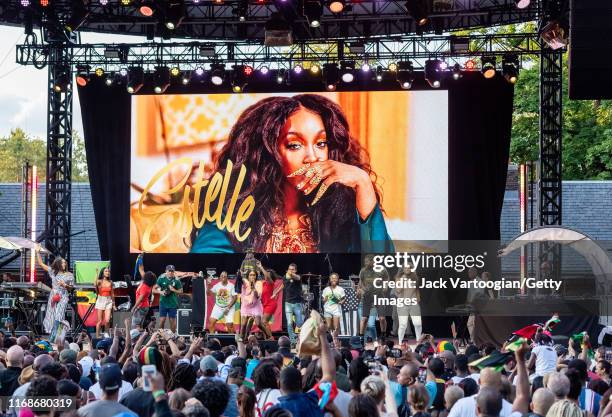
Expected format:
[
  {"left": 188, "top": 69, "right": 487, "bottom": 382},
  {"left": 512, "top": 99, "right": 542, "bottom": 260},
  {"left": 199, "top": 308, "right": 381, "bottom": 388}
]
[{"left": 1, "top": 281, "right": 51, "bottom": 293}]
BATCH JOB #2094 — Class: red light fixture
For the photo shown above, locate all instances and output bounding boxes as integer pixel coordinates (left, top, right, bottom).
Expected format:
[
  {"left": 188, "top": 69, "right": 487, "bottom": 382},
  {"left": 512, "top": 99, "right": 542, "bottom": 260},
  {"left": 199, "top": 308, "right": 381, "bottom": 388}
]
[
  {"left": 40, "top": 0, "right": 49, "bottom": 6},
  {"left": 464, "top": 59, "right": 476, "bottom": 70},
  {"left": 244, "top": 65, "right": 254, "bottom": 76}
]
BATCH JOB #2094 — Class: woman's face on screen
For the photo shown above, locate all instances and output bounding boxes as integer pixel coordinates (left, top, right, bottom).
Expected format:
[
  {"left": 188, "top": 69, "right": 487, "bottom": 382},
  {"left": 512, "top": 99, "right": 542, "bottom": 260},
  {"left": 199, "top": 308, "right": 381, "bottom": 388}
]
[{"left": 278, "top": 107, "right": 328, "bottom": 183}]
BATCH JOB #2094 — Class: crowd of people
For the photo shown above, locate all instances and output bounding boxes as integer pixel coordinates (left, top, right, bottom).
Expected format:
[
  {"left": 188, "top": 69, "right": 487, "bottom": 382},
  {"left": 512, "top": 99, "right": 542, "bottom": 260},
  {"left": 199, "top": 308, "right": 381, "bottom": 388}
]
[{"left": 0, "top": 318, "right": 611, "bottom": 417}]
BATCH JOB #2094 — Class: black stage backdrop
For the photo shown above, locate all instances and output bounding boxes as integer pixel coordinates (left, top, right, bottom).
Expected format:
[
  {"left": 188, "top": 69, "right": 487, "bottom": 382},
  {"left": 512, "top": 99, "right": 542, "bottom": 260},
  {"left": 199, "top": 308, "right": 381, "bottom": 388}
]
[{"left": 78, "top": 74, "right": 516, "bottom": 339}]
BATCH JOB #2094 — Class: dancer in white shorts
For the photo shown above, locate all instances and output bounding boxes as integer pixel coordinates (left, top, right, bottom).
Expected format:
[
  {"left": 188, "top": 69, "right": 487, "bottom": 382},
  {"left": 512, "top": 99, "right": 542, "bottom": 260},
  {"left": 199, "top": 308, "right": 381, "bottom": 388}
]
[{"left": 207, "top": 271, "right": 238, "bottom": 334}]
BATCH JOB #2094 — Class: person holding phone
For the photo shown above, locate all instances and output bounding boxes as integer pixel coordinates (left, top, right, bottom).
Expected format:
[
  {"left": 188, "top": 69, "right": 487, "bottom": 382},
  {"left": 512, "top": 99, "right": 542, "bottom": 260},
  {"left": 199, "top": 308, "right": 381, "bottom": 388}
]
[
  {"left": 322, "top": 272, "right": 345, "bottom": 339},
  {"left": 154, "top": 265, "right": 183, "bottom": 334}
]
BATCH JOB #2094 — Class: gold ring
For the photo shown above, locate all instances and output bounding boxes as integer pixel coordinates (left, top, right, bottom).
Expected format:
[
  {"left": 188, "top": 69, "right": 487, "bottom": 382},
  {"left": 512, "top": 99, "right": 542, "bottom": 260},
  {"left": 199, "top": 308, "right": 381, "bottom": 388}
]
[
  {"left": 287, "top": 163, "right": 311, "bottom": 178},
  {"left": 311, "top": 183, "right": 329, "bottom": 205}
]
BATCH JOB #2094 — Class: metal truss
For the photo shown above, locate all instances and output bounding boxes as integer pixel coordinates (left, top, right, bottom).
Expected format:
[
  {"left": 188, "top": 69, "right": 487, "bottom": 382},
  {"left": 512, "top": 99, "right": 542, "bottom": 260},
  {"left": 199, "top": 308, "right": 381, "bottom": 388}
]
[
  {"left": 45, "top": 45, "right": 73, "bottom": 263},
  {"left": 16, "top": 33, "right": 541, "bottom": 71},
  {"left": 1, "top": 0, "right": 538, "bottom": 41}
]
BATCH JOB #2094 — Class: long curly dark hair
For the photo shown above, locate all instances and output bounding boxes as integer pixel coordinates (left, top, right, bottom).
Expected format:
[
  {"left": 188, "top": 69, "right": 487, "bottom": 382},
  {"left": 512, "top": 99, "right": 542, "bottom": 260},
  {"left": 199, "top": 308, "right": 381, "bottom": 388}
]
[{"left": 194, "top": 94, "right": 381, "bottom": 252}]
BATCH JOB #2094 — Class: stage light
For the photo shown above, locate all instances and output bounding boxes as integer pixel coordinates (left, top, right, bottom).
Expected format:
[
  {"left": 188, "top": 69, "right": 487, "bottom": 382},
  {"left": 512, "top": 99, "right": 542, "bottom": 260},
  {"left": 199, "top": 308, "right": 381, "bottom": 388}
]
[
  {"left": 405, "top": 0, "right": 429, "bottom": 26},
  {"left": 53, "top": 66, "right": 71, "bottom": 93},
  {"left": 170, "top": 67, "right": 181, "bottom": 77},
  {"left": 121, "top": 0, "right": 131, "bottom": 5},
  {"left": 375, "top": 66, "right": 383, "bottom": 82},
  {"left": 481, "top": 56, "right": 496, "bottom": 79},
  {"left": 515, "top": 0, "right": 529, "bottom": 9},
  {"left": 40, "top": 0, "right": 49, "bottom": 6},
  {"left": 75, "top": 65, "right": 91, "bottom": 87},
  {"left": 396, "top": 61, "right": 414, "bottom": 89},
  {"left": 21, "top": 0, "right": 31, "bottom": 6},
  {"left": 234, "top": 0, "right": 248, "bottom": 21},
  {"left": 502, "top": 54, "right": 520, "bottom": 84},
  {"left": 65, "top": 1, "right": 90, "bottom": 32},
  {"left": 451, "top": 63, "right": 462, "bottom": 80},
  {"left": 276, "top": 69, "right": 286, "bottom": 84},
  {"left": 94, "top": 67, "right": 104, "bottom": 77},
  {"left": 210, "top": 64, "right": 225, "bottom": 86},
  {"left": 195, "top": 66, "right": 205, "bottom": 76},
  {"left": 438, "top": 60, "right": 448, "bottom": 70},
  {"left": 304, "top": 1, "right": 323, "bottom": 28},
  {"left": 388, "top": 62, "right": 398, "bottom": 72},
  {"left": 464, "top": 59, "right": 476, "bottom": 70},
  {"left": 127, "top": 67, "right": 144, "bottom": 93},
  {"left": 99, "top": 0, "right": 109, "bottom": 5},
  {"left": 294, "top": 65, "right": 303, "bottom": 74},
  {"left": 105, "top": 74, "right": 114, "bottom": 86},
  {"left": 153, "top": 66, "right": 170, "bottom": 94},
  {"left": 181, "top": 72, "right": 190, "bottom": 85},
  {"left": 119, "top": 68, "right": 128, "bottom": 77},
  {"left": 139, "top": 1, "right": 155, "bottom": 16},
  {"left": 231, "top": 65, "right": 250, "bottom": 93},
  {"left": 329, "top": 0, "right": 345, "bottom": 13},
  {"left": 260, "top": 66, "right": 270, "bottom": 75},
  {"left": 310, "top": 63, "right": 321, "bottom": 74},
  {"left": 425, "top": 59, "right": 442, "bottom": 88},
  {"left": 165, "top": 0, "right": 186, "bottom": 30},
  {"left": 340, "top": 61, "right": 355, "bottom": 83},
  {"left": 361, "top": 63, "right": 371, "bottom": 72},
  {"left": 323, "top": 63, "right": 339, "bottom": 91}
]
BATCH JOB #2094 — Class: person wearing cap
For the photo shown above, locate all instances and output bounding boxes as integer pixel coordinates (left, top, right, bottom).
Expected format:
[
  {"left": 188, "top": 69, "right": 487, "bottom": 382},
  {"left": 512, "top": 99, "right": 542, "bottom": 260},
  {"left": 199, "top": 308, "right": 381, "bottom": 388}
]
[
  {"left": 88, "top": 357, "right": 134, "bottom": 401},
  {"left": 59, "top": 348, "right": 78, "bottom": 365},
  {"left": 199, "top": 355, "right": 224, "bottom": 382},
  {"left": 154, "top": 264, "right": 183, "bottom": 333},
  {"left": 78, "top": 363, "right": 137, "bottom": 417}
]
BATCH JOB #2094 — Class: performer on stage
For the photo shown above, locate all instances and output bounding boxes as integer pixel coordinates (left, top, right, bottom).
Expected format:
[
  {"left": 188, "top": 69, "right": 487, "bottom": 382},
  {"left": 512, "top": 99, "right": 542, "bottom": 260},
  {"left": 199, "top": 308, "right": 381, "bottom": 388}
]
[
  {"left": 283, "top": 263, "right": 303, "bottom": 346},
  {"left": 154, "top": 265, "right": 183, "bottom": 334},
  {"left": 131, "top": 255, "right": 156, "bottom": 331},
  {"left": 358, "top": 254, "right": 389, "bottom": 341},
  {"left": 94, "top": 267, "right": 115, "bottom": 338},
  {"left": 394, "top": 265, "right": 422, "bottom": 344},
  {"left": 35, "top": 247, "right": 74, "bottom": 334},
  {"left": 322, "top": 273, "right": 345, "bottom": 339},
  {"left": 207, "top": 271, "right": 238, "bottom": 334},
  {"left": 239, "top": 262, "right": 268, "bottom": 341},
  {"left": 261, "top": 268, "right": 283, "bottom": 340},
  {"left": 238, "top": 248, "right": 258, "bottom": 294}
]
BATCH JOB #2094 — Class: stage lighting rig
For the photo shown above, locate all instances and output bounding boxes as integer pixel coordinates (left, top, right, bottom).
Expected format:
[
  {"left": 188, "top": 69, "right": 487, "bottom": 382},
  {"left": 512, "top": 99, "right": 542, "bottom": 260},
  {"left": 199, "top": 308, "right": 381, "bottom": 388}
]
[
  {"left": 75, "top": 65, "right": 91, "bottom": 87},
  {"left": 323, "top": 63, "right": 339, "bottom": 91},
  {"left": 233, "top": 0, "right": 248, "bottom": 21},
  {"left": 138, "top": 1, "right": 156, "bottom": 17},
  {"left": 210, "top": 64, "right": 225, "bottom": 85},
  {"left": 127, "top": 67, "right": 144, "bottom": 93},
  {"left": 153, "top": 66, "right": 170, "bottom": 93},
  {"left": 340, "top": 61, "right": 355, "bottom": 83},
  {"left": 375, "top": 66, "right": 383, "bottom": 82},
  {"left": 310, "top": 63, "right": 321, "bottom": 74},
  {"left": 303, "top": 1, "right": 323, "bottom": 28},
  {"left": 451, "top": 63, "right": 462, "bottom": 80},
  {"left": 396, "top": 60, "right": 414, "bottom": 89},
  {"left": 502, "top": 54, "right": 519, "bottom": 84},
  {"left": 481, "top": 56, "right": 496, "bottom": 79},
  {"left": 405, "top": 0, "right": 429, "bottom": 26},
  {"left": 424, "top": 59, "right": 442, "bottom": 88},
  {"left": 329, "top": 0, "right": 345, "bottom": 13},
  {"left": 104, "top": 73, "right": 114, "bottom": 86},
  {"left": 231, "top": 65, "right": 249, "bottom": 92},
  {"left": 515, "top": 0, "right": 530, "bottom": 9},
  {"left": 65, "top": 1, "right": 90, "bottom": 33},
  {"left": 53, "top": 66, "right": 71, "bottom": 93},
  {"left": 164, "top": 0, "right": 186, "bottom": 30},
  {"left": 276, "top": 69, "right": 286, "bottom": 84}
]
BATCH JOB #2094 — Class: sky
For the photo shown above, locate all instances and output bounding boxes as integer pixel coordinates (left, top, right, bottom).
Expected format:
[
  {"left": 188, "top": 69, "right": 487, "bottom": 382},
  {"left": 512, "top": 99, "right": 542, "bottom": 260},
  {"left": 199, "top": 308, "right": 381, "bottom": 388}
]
[{"left": 0, "top": 25, "right": 145, "bottom": 139}]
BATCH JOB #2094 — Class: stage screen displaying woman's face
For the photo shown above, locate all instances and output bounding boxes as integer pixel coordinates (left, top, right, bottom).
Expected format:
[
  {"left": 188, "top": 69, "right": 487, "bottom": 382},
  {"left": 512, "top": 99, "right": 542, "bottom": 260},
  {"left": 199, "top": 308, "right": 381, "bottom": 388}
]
[{"left": 130, "top": 91, "right": 448, "bottom": 254}]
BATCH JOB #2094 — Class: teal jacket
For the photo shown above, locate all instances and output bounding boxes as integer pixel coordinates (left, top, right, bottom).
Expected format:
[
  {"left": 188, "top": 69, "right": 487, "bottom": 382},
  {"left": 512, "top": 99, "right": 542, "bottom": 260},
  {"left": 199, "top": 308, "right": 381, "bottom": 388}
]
[{"left": 190, "top": 203, "right": 393, "bottom": 253}]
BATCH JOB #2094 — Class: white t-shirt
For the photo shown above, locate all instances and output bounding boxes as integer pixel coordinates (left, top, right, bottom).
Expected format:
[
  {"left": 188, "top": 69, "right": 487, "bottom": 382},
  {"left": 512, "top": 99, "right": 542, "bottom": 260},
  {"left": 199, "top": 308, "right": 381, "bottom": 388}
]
[
  {"left": 256, "top": 388, "right": 283, "bottom": 417},
  {"left": 88, "top": 380, "right": 134, "bottom": 401},
  {"left": 212, "top": 282, "right": 237, "bottom": 308},
  {"left": 448, "top": 394, "right": 513, "bottom": 417},
  {"left": 532, "top": 345, "right": 558, "bottom": 377},
  {"left": 469, "top": 373, "right": 480, "bottom": 384},
  {"left": 322, "top": 286, "right": 346, "bottom": 311},
  {"left": 329, "top": 389, "right": 353, "bottom": 417}
]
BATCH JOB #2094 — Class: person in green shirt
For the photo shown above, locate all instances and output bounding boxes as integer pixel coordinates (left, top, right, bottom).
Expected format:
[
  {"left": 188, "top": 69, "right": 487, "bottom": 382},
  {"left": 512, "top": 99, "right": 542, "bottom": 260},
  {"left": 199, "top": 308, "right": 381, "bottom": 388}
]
[{"left": 153, "top": 265, "right": 183, "bottom": 333}]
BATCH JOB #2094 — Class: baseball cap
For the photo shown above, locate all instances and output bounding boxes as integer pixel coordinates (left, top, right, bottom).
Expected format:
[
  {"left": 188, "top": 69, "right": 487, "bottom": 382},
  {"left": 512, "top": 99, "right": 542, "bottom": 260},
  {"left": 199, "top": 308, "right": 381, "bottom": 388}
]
[
  {"left": 350, "top": 336, "right": 363, "bottom": 350},
  {"left": 130, "top": 329, "right": 141, "bottom": 340},
  {"left": 79, "top": 356, "right": 94, "bottom": 378},
  {"left": 59, "top": 349, "right": 78, "bottom": 365},
  {"left": 99, "top": 363, "right": 123, "bottom": 391},
  {"left": 166, "top": 265, "right": 176, "bottom": 272},
  {"left": 200, "top": 355, "right": 219, "bottom": 373},
  {"left": 96, "top": 338, "right": 112, "bottom": 352}
]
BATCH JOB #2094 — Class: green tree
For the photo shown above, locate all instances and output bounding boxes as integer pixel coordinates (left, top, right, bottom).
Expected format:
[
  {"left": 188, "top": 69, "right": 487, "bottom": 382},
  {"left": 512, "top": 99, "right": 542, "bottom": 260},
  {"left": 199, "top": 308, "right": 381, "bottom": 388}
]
[
  {"left": 72, "top": 131, "right": 89, "bottom": 182},
  {"left": 0, "top": 129, "right": 47, "bottom": 182}
]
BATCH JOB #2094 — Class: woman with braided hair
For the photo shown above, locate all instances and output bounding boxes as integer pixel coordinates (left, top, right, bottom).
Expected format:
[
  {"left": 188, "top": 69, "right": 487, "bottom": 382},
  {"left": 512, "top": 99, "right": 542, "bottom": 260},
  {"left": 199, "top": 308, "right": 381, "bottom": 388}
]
[{"left": 168, "top": 362, "right": 198, "bottom": 392}]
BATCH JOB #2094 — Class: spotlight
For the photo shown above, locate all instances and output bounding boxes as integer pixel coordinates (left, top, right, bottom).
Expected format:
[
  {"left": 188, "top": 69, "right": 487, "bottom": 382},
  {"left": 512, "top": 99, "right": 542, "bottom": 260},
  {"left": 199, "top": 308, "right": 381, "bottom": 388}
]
[
  {"left": 99, "top": 0, "right": 108, "bottom": 5},
  {"left": 464, "top": 59, "right": 476, "bottom": 70},
  {"left": 310, "top": 63, "right": 321, "bottom": 74},
  {"left": 191, "top": 67, "right": 208, "bottom": 84},
  {"left": 65, "top": 1, "right": 90, "bottom": 33},
  {"left": 75, "top": 65, "right": 91, "bottom": 87},
  {"left": 405, "top": 0, "right": 429, "bottom": 26},
  {"left": 139, "top": 1, "right": 155, "bottom": 16},
  {"left": 195, "top": 67, "right": 205, "bottom": 77},
  {"left": 361, "top": 63, "right": 371, "bottom": 72},
  {"left": 294, "top": 65, "right": 303, "bottom": 74},
  {"left": 451, "top": 63, "right": 462, "bottom": 80},
  {"left": 303, "top": 1, "right": 323, "bottom": 28},
  {"left": 233, "top": 0, "right": 248, "bottom": 21},
  {"left": 424, "top": 59, "right": 442, "bottom": 88},
  {"left": 438, "top": 60, "right": 448, "bottom": 70},
  {"left": 329, "top": 0, "right": 344, "bottom": 13},
  {"left": 260, "top": 66, "right": 270, "bottom": 75},
  {"left": 502, "top": 54, "right": 519, "bottom": 84},
  {"left": 95, "top": 67, "right": 104, "bottom": 77},
  {"left": 40, "top": 0, "right": 49, "bottom": 6},
  {"left": 244, "top": 65, "right": 253, "bottom": 76},
  {"left": 340, "top": 61, "right": 355, "bottom": 83},
  {"left": 170, "top": 67, "right": 180, "bottom": 77},
  {"left": 119, "top": 68, "right": 128, "bottom": 77},
  {"left": 210, "top": 64, "right": 225, "bottom": 85},
  {"left": 276, "top": 69, "right": 286, "bottom": 84},
  {"left": 388, "top": 62, "right": 398, "bottom": 72},
  {"left": 121, "top": 0, "right": 131, "bottom": 5},
  {"left": 127, "top": 67, "right": 144, "bottom": 93},
  {"left": 323, "top": 63, "right": 339, "bottom": 91},
  {"left": 396, "top": 61, "right": 414, "bottom": 89},
  {"left": 375, "top": 66, "right": 383, "bottom": 82},
  {"left": 20, "top": 0, "right": 30, "bottom": 6},
  {"left": 165, "top": 0, "right": 186, "bottom": 30},
  {"left": 53, "top": 66, "right": 71, "bottom": 93},
  {"left": 481, "top": 56, "right": 496, "bottom": 79},
  {"left": 105, "top": 74, "right": 114, "bottom": 86},
  {"left": 181, "top": 72, "right": 190, "bottom": 85},
  {"left": 153, "top": 66, "right": 170, "bottom": 94},
  {"left": 514, "top": 0, "right": 530, "bottom": 9},
  {"left": 231, "top": 65, "right": 250, "bottom": 93}
]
